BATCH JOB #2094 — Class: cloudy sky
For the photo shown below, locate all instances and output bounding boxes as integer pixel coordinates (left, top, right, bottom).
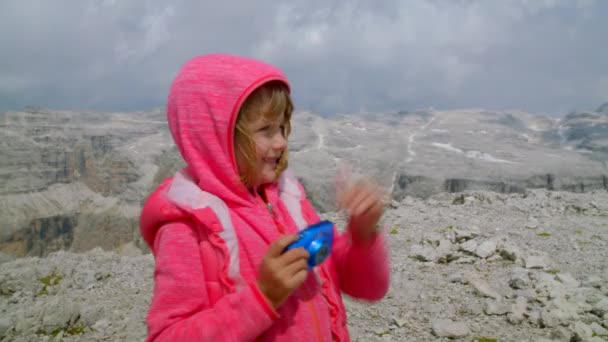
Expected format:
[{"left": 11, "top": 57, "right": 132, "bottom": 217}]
[{"left": 1, "top": 0, "right": 606, "bottom": 116}]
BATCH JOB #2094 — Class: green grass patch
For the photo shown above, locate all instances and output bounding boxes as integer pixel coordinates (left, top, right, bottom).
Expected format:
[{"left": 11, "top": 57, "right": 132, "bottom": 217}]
[
  {"left": 37, "top": 271, "right": 63, "bottom": 297},
  {"left": 545, "top": 269, "right": 560, "bottom": 275},
  {"left": 390, "top": 228, "right": 398, "bottom": 235},
  {"left": 476, "top": 338, "right": 498, "bottom": 342},
  {"left": 575, "top": 229, "right": 583, "bottom": 235},
  {"left": 536, "top": 232, "right": 552, "bottom": 237},
  {"left": 373, "top": 330, "right": 390, "bottom": 337}
]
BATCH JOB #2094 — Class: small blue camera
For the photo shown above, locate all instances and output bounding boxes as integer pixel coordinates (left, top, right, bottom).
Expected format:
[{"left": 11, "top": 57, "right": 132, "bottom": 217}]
[{"left": 285, "top": 220, "right": 334, "bottom": 269}]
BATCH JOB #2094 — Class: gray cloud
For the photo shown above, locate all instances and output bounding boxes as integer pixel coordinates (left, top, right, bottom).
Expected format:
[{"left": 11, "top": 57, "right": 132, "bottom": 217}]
[{"left": 1, "top": 0, "right": 606, "bottom": 115}]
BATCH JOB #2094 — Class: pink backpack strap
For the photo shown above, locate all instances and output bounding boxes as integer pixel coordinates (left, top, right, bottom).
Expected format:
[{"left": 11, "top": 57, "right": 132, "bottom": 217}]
[{"left": 166, "top": 170, "right": 245, "bottom": 292}]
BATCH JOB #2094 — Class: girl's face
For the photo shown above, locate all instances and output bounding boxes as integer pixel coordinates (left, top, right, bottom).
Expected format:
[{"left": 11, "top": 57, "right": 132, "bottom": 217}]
[{"left": 236, "top": 112, "right": 288, "bottom": 188}]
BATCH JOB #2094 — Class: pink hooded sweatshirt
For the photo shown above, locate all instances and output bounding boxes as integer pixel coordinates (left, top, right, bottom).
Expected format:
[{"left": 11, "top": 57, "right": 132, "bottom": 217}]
[{"left": 140, "top": 54, "right": 390, "bottom": 341}]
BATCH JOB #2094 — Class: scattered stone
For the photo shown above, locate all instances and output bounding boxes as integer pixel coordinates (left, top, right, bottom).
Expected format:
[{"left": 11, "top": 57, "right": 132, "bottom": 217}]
[
  {"left": 470, "top": 278, "right": 501, "bottom": 299},
  {"left": 570, "top": 321, "right": 593, "bottom": 341},
  {"left": 410, "top": 245, "right": 437, "bottom": 262},
  {"left": 524, "top": 256, "right": 548, "bottom": 269},
  {"left": 509, "top": 267, "right": 530, "bottom": 289},
  {"left": 484, "top": 300, "right": 511, "bottom": 315},
  {"left": 448, "top": 273, "right": 468, "bottom": 284},
  {"left": 487, "top": 254, "right": 502, "bottom": 262},
  {"left": 423, "top": 232, "right": 443, "bottom": 247},
  {"left": 475, "top": 240, "right": 497, "bottom": 259},
  {"left": 549, "top": 327, "right": 572, "bottom": 341},
  {"left": 453, "top": 228, "right": 477, "bottom": 243},
  {"left": 525, "top": 219, "right": 539, "bottom": 229},
  {"left": 582, "top": 276, "right": 603, "bottom": 289},
  {"left": 555, "top": 273, "right": 580, "bottom": 288},
  {"left": 508, "top": 296, "right": 528, "bottom": 325},
  {"left": 0, "top": 318, "right": 11, "bottom": 335},
  {"left": 431, "top": 319, "right": 470, "bottom": 338},
  {"left": 528, "top": 310, "right": 542, "bottom": 326},
  {"left": 590, "top": 322, "right": 608, "bottom": 336},
  {"left": 459, "top": 239, "right": 478, "bottom": 254},
  {"left": 499, "top": 241, "right": 521, "bottom": 262},
  {"left": 540, "top": 309, "right": 559, "bottom": 328},
  {"left": 453, "top": 256, "right": 477, "bottom": 264},
  {"left": 392, "top": 316, "right": 407, "bottom": 328},
  {"left": 592, "top": 298, "right": 608, "bottom": 317}
]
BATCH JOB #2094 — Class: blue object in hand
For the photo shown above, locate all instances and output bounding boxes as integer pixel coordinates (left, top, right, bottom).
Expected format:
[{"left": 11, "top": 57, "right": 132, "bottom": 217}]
[{"left": 285, "top": 220, "right": 334, "bottom": 269}]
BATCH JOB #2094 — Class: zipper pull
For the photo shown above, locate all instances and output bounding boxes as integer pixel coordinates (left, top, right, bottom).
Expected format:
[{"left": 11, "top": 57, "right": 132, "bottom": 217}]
[{"left": 266, "top": 202, "right": 277, "bottom": 218}]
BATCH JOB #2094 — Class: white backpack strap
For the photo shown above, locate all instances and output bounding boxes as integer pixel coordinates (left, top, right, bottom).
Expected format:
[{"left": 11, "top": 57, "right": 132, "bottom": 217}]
[
  {"left": 166, "top": 170, "right": 244, "bottom": 290},
  {"left": 278, "top": 169, "right": 308, "bottom": 230}
]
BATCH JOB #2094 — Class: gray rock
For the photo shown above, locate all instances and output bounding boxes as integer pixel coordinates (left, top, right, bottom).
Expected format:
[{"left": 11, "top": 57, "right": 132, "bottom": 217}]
[
  {"left": 525, "top": 219, "right": 539, "bottom": 229},
  {"left": 508, "top": 296, "right": 528, "bottom": 325},
  {"left": 475, "top": 240, "right": 497, "bottom": 259},
  {"left": 448, "top": 273, "right": 468, "bottom": 284},
  {"left": 453, "top": 256, "right": 477, "bottom": 264},
  {"left": 0, "top": 318, "right": 11, "bottom": 335},
  {"left": 459, "top": 239, "right": 479, "bottom": 254},
  {"left": 453, "top": 228, "right": 477, "bottom": 242},
  {"left": 423, "top": 232, "right": 443, "bottom": 246},
  {"left": 40, "top": 296, "right": 80, "bottom": 334},
  {"left": 590, "top": 337, "right": 608, "bottom": 342},
  {"left": 570, "top": 322, "right": 593, "bottom": 342},
  {"left": 470, "top": 278, "right": 501, "bottom": 299},
  {"left": 549, "top": 327, "right": 573, "bottom": 342},
  {"left": 524, "top": 255, "right": 548, "bottom": 269},
  {"left": 431, "top": 319, "right": 470, "bottom": 338},
  {"left": 590, "top": 322, "right": 608, "bottom": 336},
  {"left": 499, "top": 241, "right": 521, "bottom": 262},
  {"left": 582, "top": 276, "right": 604, "bottom": 289},
  {"left": 540, "top": 309, "right": 559, "bottom": 328},
  {"left": 509, "top": 267, "right": 530, "bottom": 289},
  {"left": 528, "top": 310, "right": 542, "bottom": 326},
  {"left": 592, "top": 298, "right": 608, "bottom": 317},
  {"left": 484, "top": 300, "right": 511, "bottom": 315},
  {"left": 392, "top": 316, "right": 408, "bottom": 328},
  {"left": 410, "top": 245, "right": 437, "bottom": 262},
  {"left": 556, "top": 273, "right": 581, "bottom": 288}
]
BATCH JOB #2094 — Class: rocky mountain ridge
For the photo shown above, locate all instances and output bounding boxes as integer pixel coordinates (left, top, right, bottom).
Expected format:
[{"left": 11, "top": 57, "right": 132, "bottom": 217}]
[{"left": 1, "top": 105, "right": 607, "bottom": 258}]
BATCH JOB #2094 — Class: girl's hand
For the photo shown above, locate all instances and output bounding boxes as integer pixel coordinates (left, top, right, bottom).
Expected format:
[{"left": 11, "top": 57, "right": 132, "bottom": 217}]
[
  {"left": 257, "top": 234, "right": 309, "bottom": 309},
  {"left": 337, "top": 178, "right": 385, "bottom": 244}
]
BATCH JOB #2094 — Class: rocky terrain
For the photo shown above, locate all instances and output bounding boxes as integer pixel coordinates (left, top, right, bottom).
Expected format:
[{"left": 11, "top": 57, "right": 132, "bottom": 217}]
[
  {"left": 1, "top": 189, "right": 607, "bottom": 341},
  {"left": 1, "top": 104, "right": 607, "bottom": 341},
  {"left": 1, "top": 104, "right": 607, "bottom": 259}
]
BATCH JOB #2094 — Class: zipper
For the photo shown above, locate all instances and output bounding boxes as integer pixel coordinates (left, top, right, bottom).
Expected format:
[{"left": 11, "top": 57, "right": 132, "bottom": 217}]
[
  {"left": 263, "top": 199, "right": 285, "bottom": 234},
  {"left": 260, "top": 190, "right": 323, "bottom": 341}
]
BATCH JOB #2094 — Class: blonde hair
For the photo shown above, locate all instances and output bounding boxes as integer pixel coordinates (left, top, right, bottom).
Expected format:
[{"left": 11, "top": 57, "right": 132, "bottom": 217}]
[{"left": 234, "top": 82, "right": 293, "bottom": 187}]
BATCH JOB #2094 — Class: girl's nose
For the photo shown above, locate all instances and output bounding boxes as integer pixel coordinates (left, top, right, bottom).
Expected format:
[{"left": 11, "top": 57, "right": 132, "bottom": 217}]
[{"left": 273, "top": 132, "right": 287, "bottom": 150}]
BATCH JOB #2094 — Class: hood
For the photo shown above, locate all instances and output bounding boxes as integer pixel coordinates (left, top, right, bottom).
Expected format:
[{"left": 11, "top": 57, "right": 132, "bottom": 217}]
[{"left": 166, "top": 53, "right": 290, "bottom": 207}]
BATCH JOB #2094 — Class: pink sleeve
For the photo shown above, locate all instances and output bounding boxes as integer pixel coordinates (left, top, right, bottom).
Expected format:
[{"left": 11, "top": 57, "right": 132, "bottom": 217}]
[
  {"left": 298, "top": 193, "right": 390, "bottom": 301},
  {"left": 332, "top": 231, "right": 390, "bottom": 301},
  {"left": 146, "top": 221, "right": 276, "bottom": 342}
]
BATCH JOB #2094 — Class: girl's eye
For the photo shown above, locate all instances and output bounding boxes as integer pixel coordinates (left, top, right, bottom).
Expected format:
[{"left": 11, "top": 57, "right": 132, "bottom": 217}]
[{"left": 259, "top": 125, "right": 271, "bottom": 132}]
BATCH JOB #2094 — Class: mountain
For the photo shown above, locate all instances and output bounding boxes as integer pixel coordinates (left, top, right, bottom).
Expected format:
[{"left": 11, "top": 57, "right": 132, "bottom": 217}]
[{"left": 1, "top": 106, "right": 607, "bottom": 258}]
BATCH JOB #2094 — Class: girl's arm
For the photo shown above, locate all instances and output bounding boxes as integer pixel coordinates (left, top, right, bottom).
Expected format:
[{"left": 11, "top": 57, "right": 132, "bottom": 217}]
[
  {"left": 146, "top": 221, "right": 277, "bottom": 342},
  {"left": 332, "top": 229, "right": 390, "bottom": 301},
  {"left": 299, "top": 196, "right": 390, "bottom": 301}
]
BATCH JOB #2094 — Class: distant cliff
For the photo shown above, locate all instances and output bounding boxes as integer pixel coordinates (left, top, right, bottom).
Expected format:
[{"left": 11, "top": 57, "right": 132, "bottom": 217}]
[{"left": 1, "top": 105, "right": 606, "bottom": 258}]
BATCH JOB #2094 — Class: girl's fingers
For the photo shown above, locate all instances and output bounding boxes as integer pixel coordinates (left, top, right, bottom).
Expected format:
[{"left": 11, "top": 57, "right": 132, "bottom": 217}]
[{"left": 353, "top": 193, "right": 380, "bottom": 217}]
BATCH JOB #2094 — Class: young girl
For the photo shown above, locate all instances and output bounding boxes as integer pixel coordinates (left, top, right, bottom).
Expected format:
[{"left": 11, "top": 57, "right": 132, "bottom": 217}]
[{"left": 140, "top": 54, "right": 390, "bottom": 341}]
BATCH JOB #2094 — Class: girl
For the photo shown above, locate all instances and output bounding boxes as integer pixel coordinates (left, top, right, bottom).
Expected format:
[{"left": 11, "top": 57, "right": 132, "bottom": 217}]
[{"left": 140, "top": 54, "right": 390, "bottom": 341}]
